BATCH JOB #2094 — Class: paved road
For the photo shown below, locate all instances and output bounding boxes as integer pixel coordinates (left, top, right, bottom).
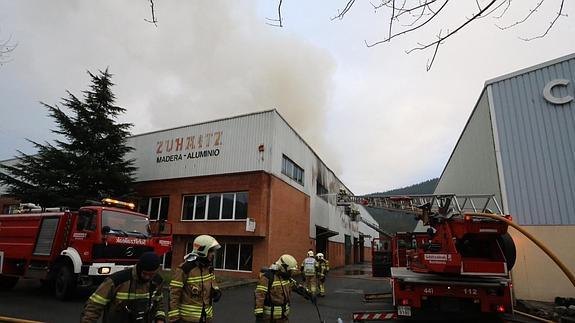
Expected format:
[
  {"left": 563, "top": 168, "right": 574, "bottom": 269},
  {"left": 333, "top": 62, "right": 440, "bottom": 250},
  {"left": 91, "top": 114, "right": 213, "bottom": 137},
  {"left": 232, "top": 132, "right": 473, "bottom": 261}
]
[
  {"left": 0, "top": 264, "right": 536, "bottom": 322},
  {"left": 0, "top": 264, "right": 390, "bottom": 323}
]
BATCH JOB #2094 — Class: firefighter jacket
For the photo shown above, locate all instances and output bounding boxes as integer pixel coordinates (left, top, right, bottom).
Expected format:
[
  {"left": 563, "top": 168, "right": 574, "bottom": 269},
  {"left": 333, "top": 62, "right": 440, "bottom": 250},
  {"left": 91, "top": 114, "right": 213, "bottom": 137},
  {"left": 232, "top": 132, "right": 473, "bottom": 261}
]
[
  {"left": 169, "top": 260, "right": 220, "bottom": 323},
  {"left": 316, "top": 259, "right": 330, "bottom": 280},
  {"left": 81, "top": 266, "right": 165, "bottom": 323},
  {"left": 254, "top": 269, "right": 296, "bottom": 321}
]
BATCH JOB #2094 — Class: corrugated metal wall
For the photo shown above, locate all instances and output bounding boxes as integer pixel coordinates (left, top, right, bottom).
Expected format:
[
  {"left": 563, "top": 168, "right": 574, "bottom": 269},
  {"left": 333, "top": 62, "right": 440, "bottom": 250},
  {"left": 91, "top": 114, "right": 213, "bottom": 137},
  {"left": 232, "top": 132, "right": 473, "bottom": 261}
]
[
  {"left": 127, "top": 111, "right": 274, "bottom": 182},
  {"left": 434, "top": 91, "right": 503, "bottom": 210},
  {"left": 270, "top": 112, "right": 379, "bottom": 244},
  {"left": 489, "top": 57, "right": 575, "bottom": 225}
]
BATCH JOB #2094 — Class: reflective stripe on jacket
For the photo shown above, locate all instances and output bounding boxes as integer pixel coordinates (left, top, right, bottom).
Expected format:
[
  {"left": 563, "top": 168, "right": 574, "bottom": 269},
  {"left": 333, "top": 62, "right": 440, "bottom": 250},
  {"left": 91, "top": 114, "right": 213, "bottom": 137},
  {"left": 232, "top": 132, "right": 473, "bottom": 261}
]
[
  {"left": 169, "top": 260, "right": 219, "bottom": 323},
  {"left": 81, "top": 266, "right": 165, "bottom": 323}
]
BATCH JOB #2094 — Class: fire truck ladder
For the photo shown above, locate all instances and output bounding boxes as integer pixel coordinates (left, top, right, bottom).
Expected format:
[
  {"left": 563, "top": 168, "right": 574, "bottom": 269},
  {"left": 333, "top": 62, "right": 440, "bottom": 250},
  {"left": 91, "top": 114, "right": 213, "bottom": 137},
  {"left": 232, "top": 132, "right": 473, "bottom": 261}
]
[{"left": 337, "top": 190, "right": 505, "bottom": 218}]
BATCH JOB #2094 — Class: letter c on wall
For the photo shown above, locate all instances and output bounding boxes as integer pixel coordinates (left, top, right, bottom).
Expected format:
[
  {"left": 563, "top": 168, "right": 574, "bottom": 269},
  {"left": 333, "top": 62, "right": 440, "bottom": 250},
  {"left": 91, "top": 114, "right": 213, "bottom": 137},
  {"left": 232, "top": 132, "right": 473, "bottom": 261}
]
[{"left": 543, "top": 79, "right": 574, "bottom": 105}]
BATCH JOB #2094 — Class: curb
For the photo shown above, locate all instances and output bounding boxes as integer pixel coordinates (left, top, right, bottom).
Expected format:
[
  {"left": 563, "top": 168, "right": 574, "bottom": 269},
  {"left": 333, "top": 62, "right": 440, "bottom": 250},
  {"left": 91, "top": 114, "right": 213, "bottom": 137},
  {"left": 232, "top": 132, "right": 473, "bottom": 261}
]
[
  {"left": 219, "top": 279, "right": 258, "bottom": 290},
  {"left": 0, "top": 316, "right": 44, "bottom": 323}
]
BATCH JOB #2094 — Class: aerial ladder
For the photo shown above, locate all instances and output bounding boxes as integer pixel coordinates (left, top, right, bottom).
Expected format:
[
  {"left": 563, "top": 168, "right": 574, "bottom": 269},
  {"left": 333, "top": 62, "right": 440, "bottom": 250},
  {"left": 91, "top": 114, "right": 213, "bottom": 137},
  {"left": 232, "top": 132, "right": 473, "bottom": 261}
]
[{"left": 337, "top": 190, "right": 575, "bottom": 321}]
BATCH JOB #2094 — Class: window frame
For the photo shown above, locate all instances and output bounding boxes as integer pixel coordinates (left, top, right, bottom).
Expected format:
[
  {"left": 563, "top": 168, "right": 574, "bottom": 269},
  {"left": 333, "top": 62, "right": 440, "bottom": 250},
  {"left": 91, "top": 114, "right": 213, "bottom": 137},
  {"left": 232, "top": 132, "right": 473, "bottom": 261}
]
[
  {"left": 181, "top": 192, "right": 249, "bottom": 221},
  {"left": 281, "top": 154, "right": 305, "bottom": 186},
  {"left": 184, "top": 241, "right": 253, "bottom": 272},
  {"left": 316, "top": 181, "right": 329, "bottom": 202},
  {"left": 142, "top": 196, "right": 170, "bottom": 222},
  {"left": 214, "top": 242, "right": 253, "bottom": 272}
]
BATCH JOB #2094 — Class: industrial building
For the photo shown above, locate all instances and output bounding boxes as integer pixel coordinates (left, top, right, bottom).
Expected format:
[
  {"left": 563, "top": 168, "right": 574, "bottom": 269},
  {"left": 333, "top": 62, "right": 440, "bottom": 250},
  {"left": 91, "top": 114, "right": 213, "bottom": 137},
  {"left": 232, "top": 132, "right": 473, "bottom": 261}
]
[
  {"left": 1, "top": 110, "right": 380, "bottom": 278},
  {"left": 435, "top": 53, "right": 575, "bottom": 300}
]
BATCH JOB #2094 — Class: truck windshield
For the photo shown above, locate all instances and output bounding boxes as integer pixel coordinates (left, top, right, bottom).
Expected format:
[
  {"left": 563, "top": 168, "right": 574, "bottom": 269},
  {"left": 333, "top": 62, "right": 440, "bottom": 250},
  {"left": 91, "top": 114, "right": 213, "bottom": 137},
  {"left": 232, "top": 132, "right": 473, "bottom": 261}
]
[{"left": 102, "top": 210, "right": 150, "bottom": 237}]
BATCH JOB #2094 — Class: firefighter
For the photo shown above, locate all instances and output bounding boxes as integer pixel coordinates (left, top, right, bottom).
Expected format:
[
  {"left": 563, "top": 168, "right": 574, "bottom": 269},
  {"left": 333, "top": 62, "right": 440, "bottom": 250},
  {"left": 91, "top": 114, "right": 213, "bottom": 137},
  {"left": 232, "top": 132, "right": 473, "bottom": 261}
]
[
  {"left": 169, "top": 235, "right": 222, "bottom": 323},
  {"left": 300, "top": 250, "right": 318, "bottom": 297},
  {"left": 254, "top": 254, "right": 315, "bottom": 322},
  {"left": 315, "top": 253, "right": 330, "bottom": 297},
  {"left": 80, "top": 252, "right": 166, "bottom": 323}
]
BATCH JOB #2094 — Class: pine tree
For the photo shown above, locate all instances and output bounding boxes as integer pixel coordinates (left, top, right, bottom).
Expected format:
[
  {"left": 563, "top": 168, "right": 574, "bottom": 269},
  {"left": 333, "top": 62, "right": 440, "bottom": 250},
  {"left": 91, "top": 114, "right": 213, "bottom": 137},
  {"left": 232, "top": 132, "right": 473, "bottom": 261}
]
[{"left": 0, "top": 69, "right": 136, "bottom": 208}]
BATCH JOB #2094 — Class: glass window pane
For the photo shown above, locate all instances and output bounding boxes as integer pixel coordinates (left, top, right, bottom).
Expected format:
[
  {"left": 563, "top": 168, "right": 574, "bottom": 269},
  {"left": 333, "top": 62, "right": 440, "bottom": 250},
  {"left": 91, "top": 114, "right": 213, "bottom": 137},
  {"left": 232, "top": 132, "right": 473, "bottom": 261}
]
[
  {"left": 224, "top": 244, "right": 239, "bottom": 270},
  {"left": 287, "top": 162, "right": 294, "bottom": 178},
  {"left": 221, "top": 193, "right": 234, "bottom": 220},
  {"left": 182, "top": 196, "right": 195, "bottom": 220},
  {"left": 138, "top": 198, "right": 149, "bottom": 215},
  {"left": 185, "top": 241, "right": 194, "bottom": 254},
  {"left": 239, "top": 244, "right": 253, "bottom": 271},
  {"left": 194, "top": 195, "right": 207, "bottom": 220},
  {"left": 214, "top": 245, "right": 225, "bottom": 269},
  {"left": 235, "top": 192, "right": 248, "bottom": 220},
  {"left": 150, "top": 197, "right": 160, "bottom": 220},
  {"left": 162, "top": 251, "right": 172, "bottom": 269},
  {"left": 207, "top": 194, "right": 221, "bottom": 220},
  {"left": 159, "top": 197, "right": 169, "bottom": 221}
]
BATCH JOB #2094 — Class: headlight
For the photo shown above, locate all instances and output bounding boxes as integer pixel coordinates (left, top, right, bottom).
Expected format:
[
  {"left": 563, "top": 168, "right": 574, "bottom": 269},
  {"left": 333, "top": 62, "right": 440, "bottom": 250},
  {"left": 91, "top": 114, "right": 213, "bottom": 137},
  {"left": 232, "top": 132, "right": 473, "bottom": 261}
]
[{"left": 98, "top": 267, "right": 111, "bottom": 275}]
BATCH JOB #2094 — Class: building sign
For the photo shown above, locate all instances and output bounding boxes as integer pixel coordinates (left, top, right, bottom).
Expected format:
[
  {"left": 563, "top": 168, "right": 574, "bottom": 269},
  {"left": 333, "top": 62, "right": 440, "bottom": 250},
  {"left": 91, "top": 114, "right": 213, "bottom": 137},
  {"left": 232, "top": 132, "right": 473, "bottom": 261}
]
[
  {"left": 543, "top": 79, "right": 574, "bottom": 105},
  {"left": 155, "top": 131, "right": 223, "bottom": 164},
  {"left": 245, "top": 218, "right": 256, "bottom": 232}
]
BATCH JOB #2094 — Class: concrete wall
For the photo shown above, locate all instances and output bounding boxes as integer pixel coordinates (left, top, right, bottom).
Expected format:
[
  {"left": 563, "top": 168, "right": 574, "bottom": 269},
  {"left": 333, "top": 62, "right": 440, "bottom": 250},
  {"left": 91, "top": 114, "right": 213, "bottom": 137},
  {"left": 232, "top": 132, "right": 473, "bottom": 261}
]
[{"left": 508, "top": 225, "right": 575, "bottom": 300}]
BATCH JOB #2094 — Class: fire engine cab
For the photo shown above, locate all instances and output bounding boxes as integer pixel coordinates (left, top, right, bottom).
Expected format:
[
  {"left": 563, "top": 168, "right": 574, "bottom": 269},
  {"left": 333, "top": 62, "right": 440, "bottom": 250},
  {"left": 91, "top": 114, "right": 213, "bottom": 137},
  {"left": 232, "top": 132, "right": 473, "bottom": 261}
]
[{"left": 0, "top": 198, "right": 172, "bottom": 299}]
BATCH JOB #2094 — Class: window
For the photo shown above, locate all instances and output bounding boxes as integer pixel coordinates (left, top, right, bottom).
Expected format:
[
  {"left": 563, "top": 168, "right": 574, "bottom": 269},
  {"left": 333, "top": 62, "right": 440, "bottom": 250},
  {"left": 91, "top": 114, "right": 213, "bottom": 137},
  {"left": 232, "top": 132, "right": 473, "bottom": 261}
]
[
  {"left": 185, "top": 240, "right": 253, "bottom": 272},
  {"left": 77, "top": 210, "right": 97, "bottom": 231},
  {"left": 182, "top": 192, "right": 249, "bottom": 221},
  {"left": 140, "top": 196, "right": 169, "bottom": 221},
  {"left": 316, "top": 181, "right": 328, "bottom": 201},
  {"left": 281, "top": 155, "right": 304, "bottom": 186},
  {"left": 162, "top": 251, "right": 173, "bottom": 270}
]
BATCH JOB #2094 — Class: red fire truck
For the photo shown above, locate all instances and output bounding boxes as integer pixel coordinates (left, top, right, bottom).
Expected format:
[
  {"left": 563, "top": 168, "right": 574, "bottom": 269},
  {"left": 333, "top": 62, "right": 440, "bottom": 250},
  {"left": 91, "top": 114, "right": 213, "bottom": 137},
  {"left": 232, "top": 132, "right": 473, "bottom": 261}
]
[
  {"left": 0, "top": 198, "right": 172, "bottom": 299},
  {"left": 338, "top": 192, "right": 516, "bottom": 321}
]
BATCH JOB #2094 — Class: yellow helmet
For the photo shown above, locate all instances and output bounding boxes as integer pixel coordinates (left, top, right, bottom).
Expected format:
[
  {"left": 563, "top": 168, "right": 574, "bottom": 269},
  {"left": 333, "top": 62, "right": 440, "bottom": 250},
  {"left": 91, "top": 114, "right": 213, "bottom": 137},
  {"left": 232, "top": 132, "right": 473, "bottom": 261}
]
[
  {"left": 316, "top": 252, "right": 324, "bottom": 260},
  {"left": 191, "top": 235, "right": 220, "bottom": 258},
  {"left": 275, "top": 254, "right": 298, "bottom": 272},
  {"left": 307, "top": 250, "right": 314, "bottom": 257}
]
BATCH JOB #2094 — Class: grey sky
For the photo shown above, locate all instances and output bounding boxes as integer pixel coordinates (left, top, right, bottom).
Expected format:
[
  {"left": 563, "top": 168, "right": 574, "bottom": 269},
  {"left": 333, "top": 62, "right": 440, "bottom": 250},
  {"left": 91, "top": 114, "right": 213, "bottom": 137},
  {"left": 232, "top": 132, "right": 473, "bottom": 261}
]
[{"left": 0, "top": 1, "right": 574, "bottom": 194}]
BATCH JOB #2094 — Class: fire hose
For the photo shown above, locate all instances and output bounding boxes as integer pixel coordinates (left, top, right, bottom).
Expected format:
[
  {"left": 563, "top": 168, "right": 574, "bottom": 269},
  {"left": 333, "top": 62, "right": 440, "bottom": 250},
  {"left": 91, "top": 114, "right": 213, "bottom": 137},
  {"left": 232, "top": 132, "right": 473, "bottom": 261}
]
[{"left": 469, "top": 212, "right": 575, "bottom": 288}]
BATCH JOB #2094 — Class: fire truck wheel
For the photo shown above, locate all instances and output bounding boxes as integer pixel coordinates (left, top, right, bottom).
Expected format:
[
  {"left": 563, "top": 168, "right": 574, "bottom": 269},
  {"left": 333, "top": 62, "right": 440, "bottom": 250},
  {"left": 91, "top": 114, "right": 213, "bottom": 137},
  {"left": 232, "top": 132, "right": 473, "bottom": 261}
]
[
  {"left": 497, "top": 233, "right": 516, "bottom": 270},
  {"left": 0, "top": 275, "right": 19, "bottom": 290},
  {"left": 54, "top": 265, "right": 77, "bottom": 300}
]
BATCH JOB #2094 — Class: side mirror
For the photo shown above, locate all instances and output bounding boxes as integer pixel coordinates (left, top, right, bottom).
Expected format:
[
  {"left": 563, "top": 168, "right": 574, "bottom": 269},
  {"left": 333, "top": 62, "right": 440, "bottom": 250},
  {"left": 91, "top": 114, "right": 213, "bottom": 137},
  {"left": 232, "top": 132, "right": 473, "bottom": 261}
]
[
  {"left": 159, "top": 219, "right": 166, "bottom": 232},
  {"left": 102, "top": 225, "right": 111, "bottom": 235}
]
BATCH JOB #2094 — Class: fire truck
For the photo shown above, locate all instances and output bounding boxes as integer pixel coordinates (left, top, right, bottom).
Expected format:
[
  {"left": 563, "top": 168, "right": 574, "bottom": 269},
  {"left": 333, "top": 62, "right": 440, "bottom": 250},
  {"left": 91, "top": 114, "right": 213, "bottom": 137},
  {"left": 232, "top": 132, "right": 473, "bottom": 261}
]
[
  {"left": 338, "top": 192, "right": 516, "bottom": 321},
  {"left": 0, "top": 198, "right": 172, "bottom": 300}
]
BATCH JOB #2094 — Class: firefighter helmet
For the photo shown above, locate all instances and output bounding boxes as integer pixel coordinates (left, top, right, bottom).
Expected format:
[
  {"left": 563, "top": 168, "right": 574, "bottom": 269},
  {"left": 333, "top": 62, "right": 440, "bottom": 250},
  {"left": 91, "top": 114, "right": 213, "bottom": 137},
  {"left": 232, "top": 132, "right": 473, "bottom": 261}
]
[
  {"left": 316, "top": 252, "right": 324, "bottom": 260},
  {"left": 307, "top": 250, "right": 314, "bottom": 257},
  {"left": 275, "top": 254, "right": 298, "bottom": 272},
  {"left": 191, "top": 235, "right": 220, "bottom": 258}
]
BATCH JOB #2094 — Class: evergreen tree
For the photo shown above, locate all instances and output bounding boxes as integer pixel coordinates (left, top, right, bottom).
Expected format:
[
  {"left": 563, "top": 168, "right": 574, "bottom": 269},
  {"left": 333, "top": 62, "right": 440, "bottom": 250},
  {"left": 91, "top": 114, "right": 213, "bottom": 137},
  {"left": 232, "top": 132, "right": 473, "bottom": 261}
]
[{"left": 0, "top": 69, "right": 136, "bottom": 208}]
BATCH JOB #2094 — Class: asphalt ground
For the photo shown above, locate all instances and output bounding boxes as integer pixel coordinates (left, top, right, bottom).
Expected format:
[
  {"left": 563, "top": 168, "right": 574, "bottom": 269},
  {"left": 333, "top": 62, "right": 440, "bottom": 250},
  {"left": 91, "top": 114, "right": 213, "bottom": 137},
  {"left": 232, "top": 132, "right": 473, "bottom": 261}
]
[{"left": 0, "top": 264, "right": 540, "bottom": 323}]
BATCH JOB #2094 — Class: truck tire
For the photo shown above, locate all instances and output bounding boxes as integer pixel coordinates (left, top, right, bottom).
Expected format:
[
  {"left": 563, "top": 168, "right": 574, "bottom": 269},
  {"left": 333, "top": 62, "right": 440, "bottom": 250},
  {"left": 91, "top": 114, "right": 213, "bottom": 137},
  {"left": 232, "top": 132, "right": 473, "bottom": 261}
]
[
  {"left": 0, "top": 275, "right": 19, "bottom": 290},
  {"left": 54, "top": 265, "right": 77, "bottom": 300},
  {"left": 497, "top": 233, "right": 516, "bottom": 270}
]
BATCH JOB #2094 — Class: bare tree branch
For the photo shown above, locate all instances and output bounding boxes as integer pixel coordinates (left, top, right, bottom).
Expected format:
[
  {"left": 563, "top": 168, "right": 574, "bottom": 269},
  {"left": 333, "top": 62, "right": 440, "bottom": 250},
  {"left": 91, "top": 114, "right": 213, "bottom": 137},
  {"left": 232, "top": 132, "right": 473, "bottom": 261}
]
[
  {"left": 269, "top": 0, "right": 566, "bottom": 70},
  {"left": 266, "top": 0, "right": 284, "bottom": 27},
  {"left": 520, "top": 0, "right": 566, "bottom": 41},
  {"left": 0, "top": 32, "right": 17, "bottom": 66},
  {"left": 365, "top": 0, "right": 449, "bottom": 47},
  {"left": 405, "top": 0, "right": 498, "bottom": 70},
  {"left": 493, "top": 0, "right": 512, "bottom": 19},
  {"left": 389, "top": 0, "right": 396, "bottom": 39},
  {"left": 496, "top": 0, "right": 545, "bottom": 30},
  {"left": 144, "top": 0, "right": 158, "bottom": 27},
  {"left": 331, "top": 0, "right": 357, "bottom": 21}
]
